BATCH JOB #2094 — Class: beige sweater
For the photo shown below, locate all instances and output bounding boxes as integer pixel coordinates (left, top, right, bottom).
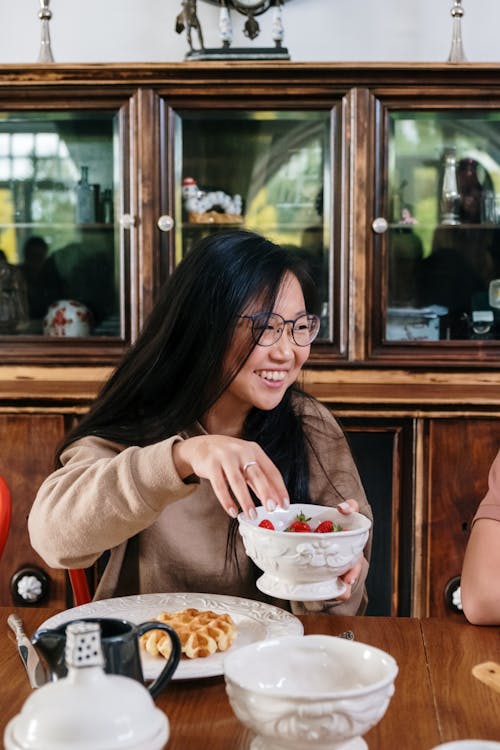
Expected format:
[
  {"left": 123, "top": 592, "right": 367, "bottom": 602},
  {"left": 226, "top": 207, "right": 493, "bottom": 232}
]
[{"left": 29, "top": 398, "right": 373, "bottom": 615}]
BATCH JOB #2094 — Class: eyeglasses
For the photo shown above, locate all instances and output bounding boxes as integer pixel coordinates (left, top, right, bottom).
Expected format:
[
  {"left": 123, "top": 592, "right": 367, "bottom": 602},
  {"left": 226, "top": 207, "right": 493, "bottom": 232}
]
[{"left": 239, "top": 312, "right": 321, "bottom": 347}]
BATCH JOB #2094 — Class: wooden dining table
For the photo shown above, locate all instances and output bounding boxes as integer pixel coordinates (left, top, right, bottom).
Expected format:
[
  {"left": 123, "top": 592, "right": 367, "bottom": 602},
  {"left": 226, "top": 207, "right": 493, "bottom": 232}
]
[{"left": 1, "top": 606, "right": 499, "bottom": 749}]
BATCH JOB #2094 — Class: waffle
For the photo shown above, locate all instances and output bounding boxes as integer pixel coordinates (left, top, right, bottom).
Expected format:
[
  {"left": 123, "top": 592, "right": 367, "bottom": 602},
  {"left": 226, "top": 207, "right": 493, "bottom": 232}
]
[{"left": 140, "top": 607, "right": 237, "bottom": 660}]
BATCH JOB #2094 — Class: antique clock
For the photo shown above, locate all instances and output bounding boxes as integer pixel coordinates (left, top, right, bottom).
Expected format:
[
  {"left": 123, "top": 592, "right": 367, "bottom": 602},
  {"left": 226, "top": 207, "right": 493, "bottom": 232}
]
[{"left": 179, "top": 0, "right": 291, "bottom": 60}]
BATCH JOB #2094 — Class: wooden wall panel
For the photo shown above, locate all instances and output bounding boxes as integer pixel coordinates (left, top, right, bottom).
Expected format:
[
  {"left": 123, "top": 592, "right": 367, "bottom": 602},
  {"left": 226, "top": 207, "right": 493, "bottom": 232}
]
[
  {"left": 0, "top": 414, "right": 67, "bottom": 607},
  {"left": 339, "top": 417, "right": 414, "bottom": 616},
  {"left": 426, "top": 418, "right": 500, "bottom": 617}
]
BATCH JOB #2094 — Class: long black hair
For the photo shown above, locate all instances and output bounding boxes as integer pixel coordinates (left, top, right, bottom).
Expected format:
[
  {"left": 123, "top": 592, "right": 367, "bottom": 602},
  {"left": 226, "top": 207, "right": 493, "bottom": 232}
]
[{"left": 57, "top": 229, "right": 319, "bottom": 504}]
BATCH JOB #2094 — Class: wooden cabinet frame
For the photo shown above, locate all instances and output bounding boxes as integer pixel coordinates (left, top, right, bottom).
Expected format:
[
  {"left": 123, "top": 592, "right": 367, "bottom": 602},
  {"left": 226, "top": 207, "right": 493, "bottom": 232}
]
[{"left": 0, "top": 63, "right": 498, "bottom": 615}]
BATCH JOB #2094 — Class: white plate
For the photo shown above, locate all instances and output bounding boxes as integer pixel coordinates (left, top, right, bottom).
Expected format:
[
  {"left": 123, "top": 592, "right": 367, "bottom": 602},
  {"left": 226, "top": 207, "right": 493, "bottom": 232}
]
[{"left": 37, "top": 592, "right": 304, "bottom": 681}]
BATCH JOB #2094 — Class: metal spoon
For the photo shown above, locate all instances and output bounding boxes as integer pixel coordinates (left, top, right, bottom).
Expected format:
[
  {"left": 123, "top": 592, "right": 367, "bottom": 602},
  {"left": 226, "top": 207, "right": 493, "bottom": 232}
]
[
  {"left": 337, "top": 630, "right": 355, "bottom": 640},
  {"left": 8, "top": 613, "right": 47, "bottom": 688}
]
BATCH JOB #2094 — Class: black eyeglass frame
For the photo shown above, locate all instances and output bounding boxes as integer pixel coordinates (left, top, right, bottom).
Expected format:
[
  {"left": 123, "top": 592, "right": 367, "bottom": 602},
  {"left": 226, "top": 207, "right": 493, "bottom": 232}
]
[{"left": 238, "top": 312, "right": 321, "bottom": 347}]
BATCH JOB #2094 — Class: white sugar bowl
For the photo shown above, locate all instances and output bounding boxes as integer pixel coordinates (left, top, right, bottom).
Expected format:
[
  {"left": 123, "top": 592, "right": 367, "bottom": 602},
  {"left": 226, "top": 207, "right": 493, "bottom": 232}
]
[
  {"left": 4, "top": 621, "right": 169, "bottom": 750},
  {"left": 224, "top": 634, "right": 398, "bottom": 750}
]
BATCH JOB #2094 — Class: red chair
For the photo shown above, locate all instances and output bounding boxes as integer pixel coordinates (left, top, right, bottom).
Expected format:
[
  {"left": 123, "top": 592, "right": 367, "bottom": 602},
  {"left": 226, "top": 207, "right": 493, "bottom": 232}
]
[
  {"left": 0, "top": 473, "right": 91, "bottom": 604},
  {"left": 0, "top": 474, "right": 12, "bottom": 561}
]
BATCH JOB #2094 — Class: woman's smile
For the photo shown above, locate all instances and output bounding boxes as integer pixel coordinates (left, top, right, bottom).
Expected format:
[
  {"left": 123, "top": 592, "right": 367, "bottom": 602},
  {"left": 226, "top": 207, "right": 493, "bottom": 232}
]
[{"left": 255, "top": 368, "right": 288, "bottom": 384}]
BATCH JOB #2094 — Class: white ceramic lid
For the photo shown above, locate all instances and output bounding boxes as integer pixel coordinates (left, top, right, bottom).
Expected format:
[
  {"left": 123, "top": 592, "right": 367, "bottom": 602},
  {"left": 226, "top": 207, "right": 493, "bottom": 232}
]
[{"left": 4, "top": 670, "right": 169, "bottom": 750}]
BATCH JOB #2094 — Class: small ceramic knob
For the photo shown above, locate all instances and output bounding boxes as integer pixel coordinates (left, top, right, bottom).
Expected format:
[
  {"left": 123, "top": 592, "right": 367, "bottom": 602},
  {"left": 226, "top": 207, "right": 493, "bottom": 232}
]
[
  {"left": 444, "top": 575, "right": 463, "bottom": 614},
  {"left": 10, "top": 566, "right": 50, "bottom": 606},
  {"left": 371, "top": 217, "right": 389, "bottom": 234},
  {"left": 120, "top": 213, "right": 137, "bottom": 229},
  {"left": 157, "top": 215, "right": 175, "bottom": 232}
]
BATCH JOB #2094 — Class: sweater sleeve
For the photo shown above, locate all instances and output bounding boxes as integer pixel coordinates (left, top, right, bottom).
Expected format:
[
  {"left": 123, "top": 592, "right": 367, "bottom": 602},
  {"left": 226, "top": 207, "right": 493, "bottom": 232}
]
[
  {"left": 28, "top": 435, "right": 198, "bottom": 569},
  {"left": 472, "top": 449, "right": 500, "bottom": 524}
]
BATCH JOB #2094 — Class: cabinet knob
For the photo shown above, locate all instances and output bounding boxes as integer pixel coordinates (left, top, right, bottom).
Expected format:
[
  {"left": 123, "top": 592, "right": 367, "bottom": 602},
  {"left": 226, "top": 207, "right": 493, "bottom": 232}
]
[
  {"left": 444, "top": 575, "right": 463, "bottom": 614},
  {"left": 157, "top": 215, "right": 175, "bottom": 232},
  {"left": 371, "top": 217, "right": 389, "bottom": 234},
  {"left": 119, "top": 213, "right": 137, "bottom": 229},
  {"left": 10, "top": 566, "right": 50, "bottom": 606}
]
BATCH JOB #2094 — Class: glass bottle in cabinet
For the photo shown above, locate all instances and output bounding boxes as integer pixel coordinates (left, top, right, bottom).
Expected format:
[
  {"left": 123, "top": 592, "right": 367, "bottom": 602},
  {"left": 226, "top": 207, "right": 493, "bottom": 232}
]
[
  {"left": 75, "top": 165, "right": 96, "bottom": 225},
  {"left": 0, "top": 111, "right": 120, "bottom": 338},
  {"left": 173, "top": 110, "right": 333, "bottom": 340},
  {"left": 385, "top": 110, "right": 500, "bottom": 345},
  {"left": 440, "top": 148, "right": 460, "bottom": 225}
]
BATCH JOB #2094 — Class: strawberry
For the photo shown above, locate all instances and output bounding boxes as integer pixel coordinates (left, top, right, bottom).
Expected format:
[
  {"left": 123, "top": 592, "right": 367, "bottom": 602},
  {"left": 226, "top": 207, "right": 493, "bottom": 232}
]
[
  {"left": 315, "top": 520, "right": 344, "bottom": 533},
  {"left": 315, "top": 520, "right": 334, "bottom": 533},
  {"left": 286, "top": 511, "right": 312, "bottom": 533},
  {"left": 258, "top": 519, "right": 275, "bottom": 530}
]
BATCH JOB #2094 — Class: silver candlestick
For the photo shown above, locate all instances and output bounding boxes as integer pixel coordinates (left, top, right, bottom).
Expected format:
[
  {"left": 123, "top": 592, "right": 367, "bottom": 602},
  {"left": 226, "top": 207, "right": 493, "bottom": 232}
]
[
  {"left": 271, "top": 0, "right": 285, "bottom": 49},
  {"left": 37, "top": 0, "right": 55, "bottom": 63},
  {"left": 447, "top": 0, "right": 467, "bottom": 63},
  {"left": 218, "top": 1, "right": 233, "bottom": 48}
]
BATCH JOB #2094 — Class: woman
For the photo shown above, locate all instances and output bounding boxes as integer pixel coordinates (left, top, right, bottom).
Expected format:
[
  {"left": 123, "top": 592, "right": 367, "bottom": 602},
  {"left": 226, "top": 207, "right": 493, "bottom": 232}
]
[
  {"left": 461, "top": 449, "right": 500, "bottom": 625},
  {"left": 29, "top": 230, "right": 372, "bottom": 615}
]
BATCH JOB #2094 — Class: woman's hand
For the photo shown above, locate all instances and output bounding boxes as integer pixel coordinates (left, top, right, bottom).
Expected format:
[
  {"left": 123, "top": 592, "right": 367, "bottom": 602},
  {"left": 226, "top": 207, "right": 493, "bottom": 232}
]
[
  {"left": 335, "top": 499, "right": 363, "bottom": 602},
  {"left": 172, "top": 435, "right": 290, "bottom": 519}
]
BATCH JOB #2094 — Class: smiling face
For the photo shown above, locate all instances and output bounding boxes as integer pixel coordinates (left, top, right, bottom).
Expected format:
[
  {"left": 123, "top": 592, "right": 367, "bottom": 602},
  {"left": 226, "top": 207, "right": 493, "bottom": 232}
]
[{"left": 203, "top": 272, "right": 311, "bottom": 436}]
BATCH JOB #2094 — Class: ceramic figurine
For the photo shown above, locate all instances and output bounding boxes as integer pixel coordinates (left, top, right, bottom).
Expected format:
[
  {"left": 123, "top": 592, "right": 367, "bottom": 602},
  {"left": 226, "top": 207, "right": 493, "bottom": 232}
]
[
  {"left": 182, "top": 177, "right": 243, "bottom": 223},
  {"left": 175, "top": 0, "right": 204, "bottom": 52}
]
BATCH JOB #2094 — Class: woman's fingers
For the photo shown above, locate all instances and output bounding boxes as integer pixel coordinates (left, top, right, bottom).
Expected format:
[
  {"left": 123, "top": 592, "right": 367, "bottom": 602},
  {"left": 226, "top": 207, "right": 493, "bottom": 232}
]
[
  {"left": 337, "top": 498, "right": 359, "bottom": 514},
  {"left": 226, "top": 454, "right": 289, "bottom": 519},
  {"left": 343, "top": 557, "right": 362, "bottom": 586},
  {"left": 242, "top": 452, "right": 289, "bottom": 512},
  {"left": 336, "top": 558, "right": 363, "bottom": 601},
  {"left": 208, "top": 466, "right": 242, "bottom": 519},
  {"left": 222, "top": 462, "right": 259, "bottom": 520},
  {"left": 173, "top": 435, "right": 289, "bottom": 519}
]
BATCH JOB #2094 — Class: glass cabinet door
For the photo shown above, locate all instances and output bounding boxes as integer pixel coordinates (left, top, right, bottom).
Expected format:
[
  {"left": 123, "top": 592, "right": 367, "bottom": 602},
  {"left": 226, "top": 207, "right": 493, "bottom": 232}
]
[
  {"left": 383, "top": 110, "right": 500, "bottom": 350},
  {"left": 173, "top": 110, "right": 333, "bottom": 340},
  {"left": 0, "top": 111, "right": 120, "bottom": 339}
]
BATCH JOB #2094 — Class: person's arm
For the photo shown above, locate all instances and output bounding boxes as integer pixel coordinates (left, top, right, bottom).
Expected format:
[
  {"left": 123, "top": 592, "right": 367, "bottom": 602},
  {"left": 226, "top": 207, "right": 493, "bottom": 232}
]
[
  {"left": 461, "top": 449, "right": 500, "bottom": 625},
  {"left": 28, "top": 434, "right": 197, "bottom": 569},
  {"left": 29, "top": 430, "right": 292, "bottom": 570}
]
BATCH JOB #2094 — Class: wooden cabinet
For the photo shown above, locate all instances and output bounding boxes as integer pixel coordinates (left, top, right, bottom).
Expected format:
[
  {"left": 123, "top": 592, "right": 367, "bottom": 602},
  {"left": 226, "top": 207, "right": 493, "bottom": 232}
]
[
  {"left": 423, "top": 418, "right": 500, "bottom": 618},
  {"left": 340, "top": 417, "right": 414, "bottom": 616},
  {"left": 0, "top": 63, "right": 499, "bottom": 615},
  {"left": 0, "top": 413, "right": 67, "bottom": 608}
]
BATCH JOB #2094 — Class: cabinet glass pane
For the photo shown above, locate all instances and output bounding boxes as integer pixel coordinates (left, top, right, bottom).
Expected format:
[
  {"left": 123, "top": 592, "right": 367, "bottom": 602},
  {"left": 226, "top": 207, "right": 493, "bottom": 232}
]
[
  {"left": 0, "top": 111, "right": 120, "bottom": 337},
  {"left": 387, "top": 111, "right": 500, "bottom": 343},
  {"left": 175, "top": 111, "right": 331, "bottom": 336}
]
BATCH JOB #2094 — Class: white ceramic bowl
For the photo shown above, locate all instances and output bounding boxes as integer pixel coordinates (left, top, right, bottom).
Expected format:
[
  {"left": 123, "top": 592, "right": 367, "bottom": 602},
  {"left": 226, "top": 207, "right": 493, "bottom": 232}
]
[
  {"left": 238, "top": 503, "right": 371, "bottom": 600},
  {"left": 43, "top": 299, "right": 92, "bottom": 337},
  {"left": 224, "top": 634, "right": 398, "bottom": 750}
]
